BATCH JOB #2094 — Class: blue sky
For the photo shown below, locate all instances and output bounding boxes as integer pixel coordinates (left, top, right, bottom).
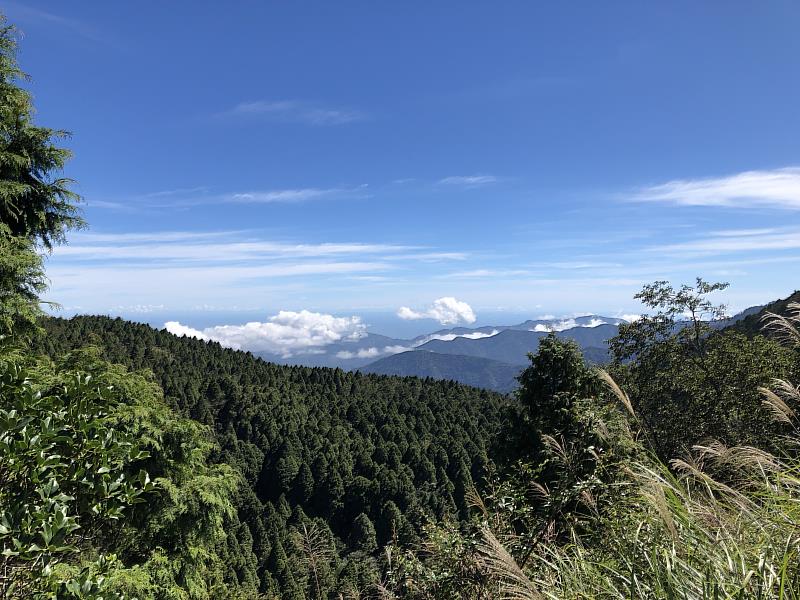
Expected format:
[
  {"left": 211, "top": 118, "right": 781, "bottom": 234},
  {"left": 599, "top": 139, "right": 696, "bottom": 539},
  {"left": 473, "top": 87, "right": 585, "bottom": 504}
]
[{"left": 6, "top": 1, "right": 800, "bottom": 337}]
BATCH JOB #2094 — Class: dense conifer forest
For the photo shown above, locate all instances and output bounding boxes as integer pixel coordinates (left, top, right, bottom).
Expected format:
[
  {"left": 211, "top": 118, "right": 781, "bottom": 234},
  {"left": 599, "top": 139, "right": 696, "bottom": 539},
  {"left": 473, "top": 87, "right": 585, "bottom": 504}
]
[
  {"left": 2, "top": 12, "right": 800, "bottom": 599},
  {"left": 33, "top": 315, "right": 506, "bottom": 596}
]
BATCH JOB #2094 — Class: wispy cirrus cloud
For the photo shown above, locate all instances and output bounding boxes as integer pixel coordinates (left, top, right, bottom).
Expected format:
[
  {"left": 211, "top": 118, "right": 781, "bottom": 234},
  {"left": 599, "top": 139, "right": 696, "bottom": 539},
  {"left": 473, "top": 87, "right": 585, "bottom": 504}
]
[
  {"left": 224, "top": 100, "right": 367, "bottom": 125},
  {"left": 441, "top": 269, "right": 534, "bottom": 279},
  {"left": 438, "top": 175, "right": 498, "bottom": 187},
  {"left": 56, "top": 231, "right": 424, "bottom": 263},
  {"left": 46, "top": 230, "right": 473, "bottom": 311},
  {"left": 68, "top": 231, "right": 240, "bottom": 244},
  {"left": 144, "top": 186, "right": 209, "bottom": 198},
  {"left": 635, "top": 167, "right": 800, "bottom": 210},
  {"left": 85, "top": 199, "right": 133, "bottom": 212},
  {"left": 3, "top": 1, "right": 113, "bottom": 45},
  {"left": 226, "top": 188, "right": 333, "bottom": 203},
  {"left": 225, "top": 185, "right": 369, "bottom": 204},
  {"left": 652, "top": 226, "right": 800, "bottom": 256},
  {"left": 387, "top": 252, "right": 468, "bottom": 263},
  {"left": 88, "top": 185, "right": 368, "bottom": 211}
]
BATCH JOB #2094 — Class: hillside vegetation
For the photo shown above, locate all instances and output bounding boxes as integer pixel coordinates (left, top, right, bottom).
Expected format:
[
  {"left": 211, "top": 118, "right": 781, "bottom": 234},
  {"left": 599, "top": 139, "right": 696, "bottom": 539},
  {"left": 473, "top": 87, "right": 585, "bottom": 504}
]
[
  {"left": 361, "top": 350, "right": 522, "bottom": 393},
  {"left": 35, "top": 315, "right": 506, "bottom": 597},
  {"left": 731, "top": 290, "right": 800, "bottom": 337},
  {"left": 379, "top": 282, "right": 800, "bottom": 599}
]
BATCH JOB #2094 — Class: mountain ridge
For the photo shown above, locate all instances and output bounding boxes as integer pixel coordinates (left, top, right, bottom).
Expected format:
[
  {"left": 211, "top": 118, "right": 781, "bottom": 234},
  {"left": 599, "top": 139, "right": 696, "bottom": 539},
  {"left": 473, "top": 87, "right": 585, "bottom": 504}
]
[
  {"left": 255, "top": 315, "right": 628, "bottom": 369},
  {"left": 361, "top": 350, "right": 522, "bottom": 393}
]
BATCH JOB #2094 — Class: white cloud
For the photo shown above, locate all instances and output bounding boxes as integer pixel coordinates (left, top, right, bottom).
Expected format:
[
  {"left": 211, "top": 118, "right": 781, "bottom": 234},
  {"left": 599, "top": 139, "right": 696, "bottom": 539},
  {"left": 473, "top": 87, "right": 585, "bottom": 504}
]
[
  {"left": 164, "top": 310, "right": 366, "bottom": 357},
  {"left": 389, "top": 252, "right": 468, "bottom": 262},
  {"left": 57, "top": 232, "right": 418, "bottom": 263},
  {"left": 635, "top": 167, "right": 800, "bottom": 210},
  {"left": 145, "top": 186, "right": 209, "bottom": 198},
  {"left": 109, "top": 304, "right": 165, "bottom": 314},
  {"left": 438, "top": 175, "right": 497, "bottom": 187},
  {"left": 336, "top": 347, "right": 380, "bottom": 360},
  {"left": 442, "top": 268, "right": 532, "bottom": 278},
  {"left": 70, "top": 231, "right": 238, "bottom": 244},
  {"left": 382, "top": 345, "right": 412, "bottom": 355},
  {"left": 548, "top": 261, "right": 624, "bottom": 270},
  {"left": 226, "top": 188, "right": 337, "bottom": 203},
  {"left": 652, "top": 227, "right": 800, "bottom": 256},
  {"left": 621, "top": 314, "right": 642, "bottom": 322},
  {"left": 86, "top": 199, "right": 130, "bottom": 211},
  {"left": 414, "top": 329, "right": 499, "bottom": 346},
  {"left": 336, "top": 345, "right": 412, "bottom": 360},
  {"left": 92, "top": 184, "right": 366, "bottom": 211},
  {"left": 397, "top": 297, "right": 477, "bottom": 325},
  {"left": 46, "top": 226, "right": 466, "bottom": 311},
  {"left": 3, "top": 1, "right": 112, "bottom": 44},
  {"left": 532, "top": 317, "right": 608, "bottom": 332},
  {"left": 165, "top": 321, "right": 211, "bottom": 341},
  {"left": 226, "top": 100, "right": 365, "bottom": 125}
]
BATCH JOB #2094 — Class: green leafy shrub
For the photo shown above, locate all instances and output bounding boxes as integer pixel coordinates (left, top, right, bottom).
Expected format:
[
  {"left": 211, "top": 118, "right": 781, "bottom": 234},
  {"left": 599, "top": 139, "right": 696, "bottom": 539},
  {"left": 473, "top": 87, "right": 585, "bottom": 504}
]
[{"left": 0, "top": 359, "right": 153, "bottom": 598}]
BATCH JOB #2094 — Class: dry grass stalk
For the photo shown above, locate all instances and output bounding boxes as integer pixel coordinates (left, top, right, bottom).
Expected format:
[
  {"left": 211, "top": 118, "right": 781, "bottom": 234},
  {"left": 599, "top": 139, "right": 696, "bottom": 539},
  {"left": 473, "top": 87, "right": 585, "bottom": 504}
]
[
  {"left": 595, "top": 369, "right": 636, "bottom": 418},
  {"left": 476, "top": 527, "right": 543, "bottom": 600}
]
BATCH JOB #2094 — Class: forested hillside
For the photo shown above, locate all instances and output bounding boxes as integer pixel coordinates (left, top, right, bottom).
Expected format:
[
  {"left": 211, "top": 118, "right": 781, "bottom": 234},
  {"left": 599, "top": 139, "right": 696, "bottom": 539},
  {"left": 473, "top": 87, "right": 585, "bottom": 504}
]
[
  {"left": 35, "top": 315, "right": 507, "bottom": 596},
  {"left": 361, "top": 350, "right": 521, "bottom": 393},
  {"left": 730, "top": 289, "right": 800, "bottom": 337},
  {"left": 376, "top": 281, "right": 800, "bottom": 598}
]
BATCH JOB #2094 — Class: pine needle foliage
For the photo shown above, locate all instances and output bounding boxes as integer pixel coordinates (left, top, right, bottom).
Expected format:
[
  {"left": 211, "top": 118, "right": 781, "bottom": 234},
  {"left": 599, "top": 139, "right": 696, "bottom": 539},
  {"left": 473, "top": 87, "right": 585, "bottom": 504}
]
[{"left": 0, "top": 18, "right": 83, "bottom": 249}]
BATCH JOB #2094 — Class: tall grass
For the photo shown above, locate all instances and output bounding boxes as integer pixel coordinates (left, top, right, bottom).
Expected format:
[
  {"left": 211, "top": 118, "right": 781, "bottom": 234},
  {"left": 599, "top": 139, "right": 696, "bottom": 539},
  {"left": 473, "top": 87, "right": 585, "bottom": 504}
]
[{"left": 476, "top": 304, "right": 800, "bottom": 599}]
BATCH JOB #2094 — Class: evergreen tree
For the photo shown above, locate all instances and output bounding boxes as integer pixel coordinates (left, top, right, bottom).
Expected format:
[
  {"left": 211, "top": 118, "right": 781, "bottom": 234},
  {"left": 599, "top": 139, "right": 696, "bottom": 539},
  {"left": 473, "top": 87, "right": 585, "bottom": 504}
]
[
  {"left": 517, "top": 333, "right": 595, "bottom": 438},
  {"left": 351, "top": 513, "right": 378, "bottom": 553},
  {"left": 0, "top": 18, "right": 83, "bottom": 248},
  {"left": 0, "top": 19, "right": 82, "bottom": 341}
]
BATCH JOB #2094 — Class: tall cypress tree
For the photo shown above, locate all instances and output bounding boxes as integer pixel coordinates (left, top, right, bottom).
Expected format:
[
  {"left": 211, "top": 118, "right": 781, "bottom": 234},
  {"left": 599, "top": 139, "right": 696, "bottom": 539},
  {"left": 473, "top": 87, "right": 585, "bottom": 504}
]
[
  {"left": 0, "top": 17, "right": 82, "bottom": 340},
  {"left": 0, "top": 18, "right": 82, "bottom": 247}
]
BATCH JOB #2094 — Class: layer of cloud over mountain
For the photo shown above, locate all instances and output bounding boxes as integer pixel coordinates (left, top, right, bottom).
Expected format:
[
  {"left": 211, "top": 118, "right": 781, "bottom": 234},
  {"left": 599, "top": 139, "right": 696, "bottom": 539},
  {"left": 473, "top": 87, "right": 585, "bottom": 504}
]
[
  {"left": 164, "top": 313, "right": 632, "bottom": 370},
  {"left": 165, "top": 310, "right": 365, "bottom": 357}
]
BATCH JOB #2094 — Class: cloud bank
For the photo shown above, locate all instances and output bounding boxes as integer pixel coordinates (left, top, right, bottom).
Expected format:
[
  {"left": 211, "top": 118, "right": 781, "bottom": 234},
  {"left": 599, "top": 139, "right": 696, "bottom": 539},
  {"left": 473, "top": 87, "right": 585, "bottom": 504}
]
[
  {"left": 335, "top": 345, "right": 412, "bottom": 360},
  {"left": 414, "top": 330, "right": 500, "bottom": 345},
  {"left": 397, "top": 297, "right": 477, "bottom": 325},
  {"left": 165, "top": 310, "right": 366, "bottom": 357},
  {"left": 532, "top": 318, "right": 607, "bottom": 332}
]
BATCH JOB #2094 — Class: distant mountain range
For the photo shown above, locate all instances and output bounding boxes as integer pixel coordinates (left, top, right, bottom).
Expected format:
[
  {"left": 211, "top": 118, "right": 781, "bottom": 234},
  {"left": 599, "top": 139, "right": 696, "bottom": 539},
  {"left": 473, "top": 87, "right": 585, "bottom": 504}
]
[
  {"left": 256, "top": 315, "right": 628, "bottom": 368},
  {"left": 360, "top": 324, "right": 620, "bottom": 394},
  {"left": 416, "top": 323, "right": 619, "bottom": 365},
  {"left": 256, "top": 315, "right": 629, "bottom": 391},
  {"left": 361, "top": 351, "right": 522, "bottom": 394},
  {"left": 253, "top": 298, "right": 794, "bottom": 394}
]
